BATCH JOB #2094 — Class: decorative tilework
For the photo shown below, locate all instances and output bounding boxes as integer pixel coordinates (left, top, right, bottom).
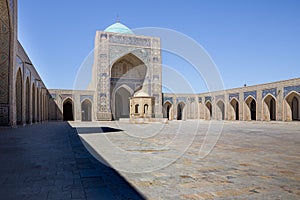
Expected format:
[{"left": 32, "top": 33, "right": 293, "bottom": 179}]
[
  {"left": 262, "top": 88, "right": 277, "bottom": 99},
  {"left": 284, "top": 85, "right": 300, "bottom": 97},
  {"left": 9, "top": 0, "right": 14, "bottom": 22},
  {"left": 61, "top": 94, "right": 73, "bottom": 101},
  {"left": 244, "top": 91, "right": 257, "bottom": 100},
  {"left": 100, "top": 33, "right": 107, "bottom": 39},
  {"left": 205, "top": 96, "right": 212, "bottom": 102},
  {"left": 163, "top": 97, "right": 173, "bottom": 104},
  {"left": 0, "top": 1, "right": 10, "bottom": 125},
  {"left": 215, "top": 95, "right": 224, "bottom": 102},
  {"left": 80, "top": 95, "right": 93, "bottom": 102},
  {"left": 189, "top": 97, "right": 195, "bottom": 102},
  {"left": 229, "top": 93, "right": 239, "bottom": 101},
  {"left": 109, "top": 35, "right": 151, "bottom": 47},
  {"left": 176, "top": 97, "right": 187, "bottom": 103},
  {"left": 153, "top": 75, "right": 159, "bottom": 80},
  {"left": 153, "top": 94, "right": 159, "bottom": 103},
  {"left": 100, "top": 93, "right": 106, "bottom": 97},
  {"left": 50, "top": 93, "right": 56, "bottom": 99},
  {"left": 110, "top": 46, "right": 152, "bottom": 66},
  {"left": 198, "top": 97, "right": 202, "bottom": 103},
  {"left": 0, "top": 106, "right": 9, "bottom": 125}
]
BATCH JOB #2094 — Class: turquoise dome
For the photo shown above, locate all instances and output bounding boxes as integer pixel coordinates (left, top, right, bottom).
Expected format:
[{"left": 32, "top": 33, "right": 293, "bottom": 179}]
[{"left": 104, "top": 22, "right": 134, "bottom": 34}]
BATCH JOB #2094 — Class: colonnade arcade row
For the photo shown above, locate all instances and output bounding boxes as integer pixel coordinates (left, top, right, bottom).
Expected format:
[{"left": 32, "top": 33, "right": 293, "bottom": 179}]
[
  {"left": 61, "top": 98, "right": 92, "bottom": 122},
  {"left": 15, "top": 67, "right": 50, "bottom": 125},
  {"left": 49, "top": 82, "right": 300, "bottom": 122},
  {"left": 163, "top": 88, "right": 300, "bottom": 122}
]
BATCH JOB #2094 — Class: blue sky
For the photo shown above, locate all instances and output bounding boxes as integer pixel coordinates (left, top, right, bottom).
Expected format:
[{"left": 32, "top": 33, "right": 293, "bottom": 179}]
[{"left": 18, "top": 0, "right": 300, "bottom": 93}]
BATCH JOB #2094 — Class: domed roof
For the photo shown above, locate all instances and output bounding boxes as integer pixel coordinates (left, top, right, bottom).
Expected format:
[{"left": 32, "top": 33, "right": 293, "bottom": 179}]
[
  {"left": 134, "top": 91, "right": 149, "bottom": 97},
  {"left": 104, "top": 22, "right": 134, "bottom": 34}
]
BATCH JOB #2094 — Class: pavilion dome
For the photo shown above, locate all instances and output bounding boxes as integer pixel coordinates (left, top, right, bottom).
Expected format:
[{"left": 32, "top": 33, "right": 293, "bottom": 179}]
[
  {"left": 104, "top": 22, "right": 134, "bottom": 34},
  {"left": 134, "top": 90, "right": 149, "bottom": 97}
]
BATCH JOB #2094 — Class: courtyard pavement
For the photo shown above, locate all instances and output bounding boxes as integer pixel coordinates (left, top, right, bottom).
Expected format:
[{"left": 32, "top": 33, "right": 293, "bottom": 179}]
[
  {"left": 73, "top": 120, "right": 300, "bottom": 199},
  {"left": 0, "top": 122, "right": 145, "bottom": 200},
  {"left": 0, "top": 120, "right": 299, "bottom": 199}
]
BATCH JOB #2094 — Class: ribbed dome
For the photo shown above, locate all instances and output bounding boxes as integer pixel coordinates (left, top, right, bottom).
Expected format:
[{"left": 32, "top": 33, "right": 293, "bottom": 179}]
[{"left": 104, "top": 22, "right": 134, "bottom": 34}]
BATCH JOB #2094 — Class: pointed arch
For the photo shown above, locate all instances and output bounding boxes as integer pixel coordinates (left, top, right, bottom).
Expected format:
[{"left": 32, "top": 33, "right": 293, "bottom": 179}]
[
  {"left": 163, "top": 101, "right": 173, "bottom": 120},
  {"left": 177, "top": 102, "right": 186, "bottom": 120},
  {"left": 135, "top": 104, "right": 139, "bottom": 114},
  {"left": 25, "top": 77, "right": 30, "bottom": 124},
  {"left": 230, "top": 98, "right": 239, "bottom": 120},
  {"left": 110, "top": 52, "right": 148, "bottom": 68},
  {"left": 216, "top": 100, "right": 225, "bottom": 120},
  {"left": 39, "top": 89, "right": 43, "bottom": 121},
  {"left": 32, "top": 83, "right": 36, "bottom": 123},
  {"left": 262, "top": 94, "right": 277, "bottom": 121},
  {"left": 63, "top": 98, "right": 74, "bottom": 121},
  {"left": 41, "top": 92, "right": 44, "bottom": 121},
  {"left": 144, "top": 104, "right": 149, "bottom": 114},
  {"left": 205, "top": 101, "right": 212, "bottom": 120},
  {"left": 112, "top": 85, "right": 132, "bottom": 120},
  {"left": 245, "top": 96, "right": 256, "bottom": 121},
  {"left": 81, "top": 99, "right": 92, "bottom": 121},
  {"left": 285, "top": 91, "right": 300, "bottom": 121},
  {"left": 37, "top": 88, "right": 40, "bottom": 122},
  {"left": 16, "top": 69, "right": 23, "bottom": 125},
  {"left": 110, "top": 53, "right": 147, "bottom": 118}
]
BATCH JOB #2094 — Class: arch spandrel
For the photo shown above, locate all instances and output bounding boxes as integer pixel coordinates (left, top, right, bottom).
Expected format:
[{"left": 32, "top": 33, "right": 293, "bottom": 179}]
[{"left": 109, "top": 46, "right": 151, "bottom": 66}]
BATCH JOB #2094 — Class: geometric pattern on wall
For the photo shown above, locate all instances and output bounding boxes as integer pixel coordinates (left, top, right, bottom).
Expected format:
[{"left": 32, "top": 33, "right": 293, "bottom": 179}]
[
  {"left": 229, "top": 93, "right": 239, "bottom": 101},
  {"left": 284, "top": 85, "right": 300, "bottom": 97},
  {"left": 0, "top": 0, "right": 11, "bottom": 125},
  {"left": 205, "top": 96, "right": 212, "bottom": 102},
  {"left": 176, "top": 97, "right": 187, "bottom": 104},
  {"left": 215, "top": 95, "right": 224, "bottom": 102},
  {"left": 163, "top": 97, "right": 173, "bottom": 104},
  {"left": 189, "top": 97, "right": 195, "bottom": 102},
  {"left": 262, "top": 88, "right": 277, "bottom": 99},
  {"left": 61, "top": 94, "right": 73, "bottom": 101},
  {"left": 198, "top": 97, "right": 202, "bottom": 103},
  {"left": 80, "top": 95, "right": 93, "bottom": 102},
  {"left": 244, "top": 91, "right": 257, "bottom": 100}
]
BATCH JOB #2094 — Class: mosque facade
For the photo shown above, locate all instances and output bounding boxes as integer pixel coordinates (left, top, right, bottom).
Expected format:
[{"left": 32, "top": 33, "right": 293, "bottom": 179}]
[{"left": 1, "top": 0, "right": 300, "bottom": 127}]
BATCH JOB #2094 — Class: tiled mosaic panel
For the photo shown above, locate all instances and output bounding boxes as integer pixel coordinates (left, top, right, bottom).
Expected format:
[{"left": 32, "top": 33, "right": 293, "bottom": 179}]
[
  {"left": 205, "top": 96, "right": 212, "bottom": 102},
  {"left": 176, "top": 97, "right": 187, "bottom": 103},
  {"left": 229, "top": 93, "right": 239, "bottom": 101},
  {"left": 189, "top": 97, "right": 195, "bottom": 102},
  {"left": 163, "top": 97, "right": 173, "bottom": 104},
  {"left": 244, "top": 91, "right": 257, "bottom": 100},
  {"left": 80, "top": 95, "right": 93, "bottom": 102},
  {"left": 109, "top": 34, "right": 151, "bottom": 47},
  {"left": 284, "top": 85, "right": 300, "bottom": 97},
  {"left": 0, "top": 0, "right": 11, "bottom": 124},
  {"left": 262, "top": 88, "right": 277, "bottom": 99},
  {"left": 215, "top": 95, "right": 224, "bottom": 102},
  {"left": 0, "top": 0, "right": 10, "bottom": 104}
]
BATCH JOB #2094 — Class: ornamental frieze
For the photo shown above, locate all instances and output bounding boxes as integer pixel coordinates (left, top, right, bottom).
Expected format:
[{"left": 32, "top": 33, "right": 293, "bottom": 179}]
[{"left": 109, "top": 35, "right": 151, "bottom": 47}]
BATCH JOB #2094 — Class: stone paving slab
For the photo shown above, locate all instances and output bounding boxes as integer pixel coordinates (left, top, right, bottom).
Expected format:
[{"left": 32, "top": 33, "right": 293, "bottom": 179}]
[
  {"left": 74, "top": 120, "right": 300, "bottom": 199},
  {"left": 0, "top": 122, "right": 145, "bottom": 200}
]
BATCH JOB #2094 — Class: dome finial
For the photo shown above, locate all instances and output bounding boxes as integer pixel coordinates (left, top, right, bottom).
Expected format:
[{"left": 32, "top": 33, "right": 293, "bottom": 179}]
[{"left": 116, "top": 14, "right": 120, "bottom": 23}]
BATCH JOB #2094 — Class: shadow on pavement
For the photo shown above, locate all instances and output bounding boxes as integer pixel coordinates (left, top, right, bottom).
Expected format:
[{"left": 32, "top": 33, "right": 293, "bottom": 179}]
[
  {"left": 76, "top": 127, "right": 123, "bottom": 134},
  {"left": 69, "top": 124, "right": 145, "bottom": 200},
  {"left": 0, "top": 122, "right": 145, "bottom": 200}
]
